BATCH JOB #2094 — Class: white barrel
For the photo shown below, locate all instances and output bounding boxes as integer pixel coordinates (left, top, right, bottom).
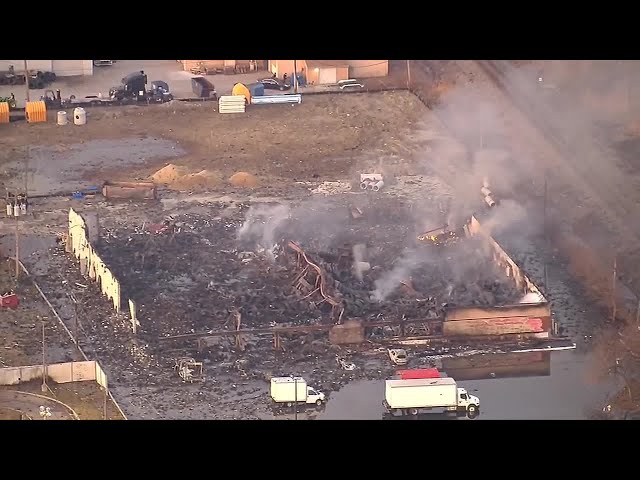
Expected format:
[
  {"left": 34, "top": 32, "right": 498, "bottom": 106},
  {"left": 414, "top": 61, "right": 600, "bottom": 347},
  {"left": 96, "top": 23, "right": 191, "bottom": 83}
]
[
  {"left": 73, "top": 107, "right": 87, "bottom": 125},
  {"left": 57, "top": 111, "right": 68, "bottom": 126}
]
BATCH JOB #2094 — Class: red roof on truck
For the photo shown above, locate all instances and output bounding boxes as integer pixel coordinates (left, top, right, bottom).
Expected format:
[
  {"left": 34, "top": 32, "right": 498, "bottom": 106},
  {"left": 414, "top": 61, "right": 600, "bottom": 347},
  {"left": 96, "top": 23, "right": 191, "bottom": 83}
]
[{"left": 396, "top": 368, "right": 441, "bottom": 380}]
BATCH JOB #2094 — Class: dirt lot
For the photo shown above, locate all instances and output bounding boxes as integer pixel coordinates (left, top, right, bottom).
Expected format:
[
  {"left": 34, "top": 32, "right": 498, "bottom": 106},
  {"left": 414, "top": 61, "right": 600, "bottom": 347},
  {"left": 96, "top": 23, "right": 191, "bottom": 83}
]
[
  {"left": 0, "top": 91, "right": 426, "bottom": 198},
  {"left": 0, "top": 74, "right": 625, "bottom": 418},
  {"left": 0, "top": 88, "right": 555, "bottom": 419}
]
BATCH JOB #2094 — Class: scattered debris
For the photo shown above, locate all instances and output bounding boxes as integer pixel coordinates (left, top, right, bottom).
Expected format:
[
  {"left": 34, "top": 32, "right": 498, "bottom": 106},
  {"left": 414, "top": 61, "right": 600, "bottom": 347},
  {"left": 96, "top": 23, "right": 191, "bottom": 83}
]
[
  {"left": 336, "top": 356, "right": 357, "bottom": 371},
  {"left": 388, "top": 348, "right": 408, "bottom": 366},
  {"left": 311, "top": 181, "right": 352, "bottom": 195},
  {"left": 174, "top": 357, "right": 204, "bottom": 383},
  {"left": 0, "top": 291, "right": 19, "bottom": 309}
]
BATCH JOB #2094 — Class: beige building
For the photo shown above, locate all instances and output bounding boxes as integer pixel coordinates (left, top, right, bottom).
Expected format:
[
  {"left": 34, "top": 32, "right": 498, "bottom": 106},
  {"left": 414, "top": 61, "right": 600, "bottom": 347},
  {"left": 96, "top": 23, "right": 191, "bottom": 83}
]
[
  {"left": 178, "top": 60, "right": 264, "bottom": 74},
  {"left": 268, "top": 60, "right": 389, "bottom": 85},
  {"left": 0, "top": 60, "right": 93, "bottom": 76}
]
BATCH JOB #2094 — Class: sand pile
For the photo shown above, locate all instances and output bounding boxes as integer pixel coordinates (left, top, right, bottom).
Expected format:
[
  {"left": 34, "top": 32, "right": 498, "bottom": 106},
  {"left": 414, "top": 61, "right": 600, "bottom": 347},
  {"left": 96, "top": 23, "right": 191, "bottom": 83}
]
[
  {"left": 171, "top": 170, "right": 222, "bottom": 190},
  {"left": 229, "top": 172, "right": 260, "bottom": 188},
  {"left": 151, "top": 164, "right": 189, "bottom": 184}
]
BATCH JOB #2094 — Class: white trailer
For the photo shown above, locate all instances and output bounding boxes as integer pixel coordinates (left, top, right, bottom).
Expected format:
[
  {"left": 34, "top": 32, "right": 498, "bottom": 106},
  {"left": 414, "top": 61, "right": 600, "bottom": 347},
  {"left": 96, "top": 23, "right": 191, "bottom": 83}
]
[
  {"left": 270, "top": 377, "right": 326, "bottom": 407},
  {"left": 383, "top": 377, "right": 480, "bottom": 416}
]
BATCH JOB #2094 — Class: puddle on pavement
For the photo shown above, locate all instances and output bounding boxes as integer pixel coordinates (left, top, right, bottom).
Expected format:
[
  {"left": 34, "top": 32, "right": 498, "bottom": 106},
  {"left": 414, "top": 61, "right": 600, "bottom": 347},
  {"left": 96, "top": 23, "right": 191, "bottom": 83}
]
[
  {"left": 4, "top": 137, "right": 184, "bottom": 196},
  {"left": 317, "top": 351, "right": 612, "bottom": 420}
]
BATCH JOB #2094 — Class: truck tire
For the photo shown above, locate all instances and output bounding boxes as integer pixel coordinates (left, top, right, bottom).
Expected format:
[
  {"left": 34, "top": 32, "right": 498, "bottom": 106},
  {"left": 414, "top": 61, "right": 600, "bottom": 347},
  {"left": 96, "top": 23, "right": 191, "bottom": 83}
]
[
  {"left": 468, "top": 405, "right": 477, "bottom": 414},
  {"left": 409, "top": 408, "right": 419, "bottom": 416},
  {"left": 315, "top": 399, "right": 323, "bottom": 406}
]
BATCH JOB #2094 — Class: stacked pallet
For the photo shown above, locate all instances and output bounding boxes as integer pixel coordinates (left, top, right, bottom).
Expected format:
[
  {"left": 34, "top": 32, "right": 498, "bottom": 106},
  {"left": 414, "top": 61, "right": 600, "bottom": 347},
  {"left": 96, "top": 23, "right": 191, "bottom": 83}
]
[{"left": 218, "top": 95, "right": 246, "bottom": 114}]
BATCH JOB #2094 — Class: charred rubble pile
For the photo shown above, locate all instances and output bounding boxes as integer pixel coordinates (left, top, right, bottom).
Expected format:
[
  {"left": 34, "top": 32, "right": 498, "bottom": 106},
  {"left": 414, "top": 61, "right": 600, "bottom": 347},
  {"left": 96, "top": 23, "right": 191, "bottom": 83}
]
[{"left": 95, "top": 198, "right": 523, "bottom": 343}]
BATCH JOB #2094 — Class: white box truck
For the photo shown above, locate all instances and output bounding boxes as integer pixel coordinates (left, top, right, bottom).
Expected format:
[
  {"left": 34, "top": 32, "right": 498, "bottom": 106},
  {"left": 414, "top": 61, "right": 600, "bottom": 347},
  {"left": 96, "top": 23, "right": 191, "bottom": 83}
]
[
  {"left": 383, "top": 377, "right": 480, "bottom": 416},
  {"left": 270, "top": 377, "right": 326, "bottom": 407}
]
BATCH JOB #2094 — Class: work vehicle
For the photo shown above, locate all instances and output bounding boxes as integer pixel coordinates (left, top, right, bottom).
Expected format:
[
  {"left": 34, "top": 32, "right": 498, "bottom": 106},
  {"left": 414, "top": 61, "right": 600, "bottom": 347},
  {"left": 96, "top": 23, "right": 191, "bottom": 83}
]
[
  {"left": 396, "top": 368, "right": 441, "bottom": 380},
  {"left": 257, "top": 77, "right": 291, "bottom": 91},
  {"left": 41, "top": 77, "right": 174, "bottom": 109},
  {"left": 383, "top": 377, "right": 480, "bottom": 417},
  {"left": 270, "top": 376, "right": 326, "bottom": 407},
  {"left": 0, "top": 93, "right": 16, "bottom": 108},
  {"left": 388, "top": 348, "right": 408, "bottom": 366},
  {"left": 338, "top": 79, "right": 364, "bottom": 90}
]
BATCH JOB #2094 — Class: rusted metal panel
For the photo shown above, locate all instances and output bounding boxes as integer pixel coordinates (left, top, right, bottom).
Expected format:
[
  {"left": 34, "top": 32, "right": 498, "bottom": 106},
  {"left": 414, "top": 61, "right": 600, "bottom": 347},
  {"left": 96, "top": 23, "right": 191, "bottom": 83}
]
[
  {"left": 329, "top": 320, "right": 365, "bottom": 345},
  {"left": 442, "top": 352, "right": 551, "bottom": 380},
  {"left": 443, "top": 316, "right": 548, "bottom": 336},
  {"left": 102, "top": 181, "right": 157, "bottom": 200}
]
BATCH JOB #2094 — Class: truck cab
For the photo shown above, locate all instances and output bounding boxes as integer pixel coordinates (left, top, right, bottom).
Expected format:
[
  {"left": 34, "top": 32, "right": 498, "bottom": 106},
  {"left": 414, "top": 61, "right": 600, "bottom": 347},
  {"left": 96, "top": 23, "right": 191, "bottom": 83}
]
[
  {"left": 306, "top": 387, "right": 325, "bottom": 405},
  {"left": 456, "top": 387, "right": 480, "bottom": 414}
]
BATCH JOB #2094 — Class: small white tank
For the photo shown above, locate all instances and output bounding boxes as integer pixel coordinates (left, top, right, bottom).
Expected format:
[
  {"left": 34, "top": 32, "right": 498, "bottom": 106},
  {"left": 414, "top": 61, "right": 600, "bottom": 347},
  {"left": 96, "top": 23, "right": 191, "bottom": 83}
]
[
  {"left": 73, "top": 107, "right": 87, "bottom": 125},
  {"left": 57, "top": 111, "right": 68, "bottom": 126}
]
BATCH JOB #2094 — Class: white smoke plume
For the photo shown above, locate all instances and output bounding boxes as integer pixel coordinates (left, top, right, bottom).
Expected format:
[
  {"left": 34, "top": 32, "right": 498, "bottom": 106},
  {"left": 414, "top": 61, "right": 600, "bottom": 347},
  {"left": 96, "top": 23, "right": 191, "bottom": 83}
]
[
  {"left": 370, "top": 248, "right": 426, "bottom": 302},
  {"left": 236, "top": 204, "right": 291, "bottom": 261}
]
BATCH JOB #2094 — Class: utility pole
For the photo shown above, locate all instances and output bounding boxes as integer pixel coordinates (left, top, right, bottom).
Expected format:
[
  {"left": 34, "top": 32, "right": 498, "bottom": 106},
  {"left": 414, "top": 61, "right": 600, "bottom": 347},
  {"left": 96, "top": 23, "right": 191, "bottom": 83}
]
[
  {"left": 14, "top": 207, "right": 19, "bottom": 278},
  {"left": 23, "top": 60, "right": 30, "bottom": 105},
  {"left": 24, "top": 146, "right": 29, "bottom": 200},
  {"left": 406, "top": 60, "right": 411, "bottom": 89},
  {"left": 293, "top": 59, "right": 298, "bottom": 94},
  {"left": 41, "top": 322, "right": 48, "bottom": 392},
  {"left": 543, "top": 170, "right": 549, "bottom": 296},
  {"left": 294, "top": 376, "right": 298, "bottom": 420},
  {"left": 612, "top": 255, "right": 618, "bottom": 323}
]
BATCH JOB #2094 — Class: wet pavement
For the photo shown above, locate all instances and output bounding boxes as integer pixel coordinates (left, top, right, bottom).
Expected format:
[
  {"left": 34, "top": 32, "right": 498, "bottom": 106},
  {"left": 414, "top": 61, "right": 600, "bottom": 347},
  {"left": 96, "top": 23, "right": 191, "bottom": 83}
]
[{"left": 317, "top": 350, "right": 612, "bottom": 420}]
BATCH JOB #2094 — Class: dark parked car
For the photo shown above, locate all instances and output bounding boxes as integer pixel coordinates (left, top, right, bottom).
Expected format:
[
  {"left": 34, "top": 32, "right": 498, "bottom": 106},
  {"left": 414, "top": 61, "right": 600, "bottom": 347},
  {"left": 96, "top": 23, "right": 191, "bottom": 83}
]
[{"left": 257, "top": 77, "right": 291, "bottom": 91}]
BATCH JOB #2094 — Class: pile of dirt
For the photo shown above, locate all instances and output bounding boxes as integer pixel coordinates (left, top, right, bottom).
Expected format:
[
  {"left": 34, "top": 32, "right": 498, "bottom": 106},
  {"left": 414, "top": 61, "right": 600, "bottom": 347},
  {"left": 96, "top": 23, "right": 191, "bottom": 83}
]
[
  {"left": 229, "top": 171, "right": 260, "bottom": 188},
  {"left": 151, "top": 164, "right": 189, "bottom": 184},
  {"left": 171, "top": 170, "right": 222, "bottom": 190}
]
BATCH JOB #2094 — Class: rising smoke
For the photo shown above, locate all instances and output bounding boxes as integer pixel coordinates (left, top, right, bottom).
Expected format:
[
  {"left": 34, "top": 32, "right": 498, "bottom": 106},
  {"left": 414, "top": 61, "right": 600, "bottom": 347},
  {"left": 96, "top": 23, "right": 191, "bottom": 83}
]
[
  {"left": 371, "top": 248, "right": 428, "bottom": 302},
  {"left": 236, "top": 204, "right": 291, "bottom": 260}
]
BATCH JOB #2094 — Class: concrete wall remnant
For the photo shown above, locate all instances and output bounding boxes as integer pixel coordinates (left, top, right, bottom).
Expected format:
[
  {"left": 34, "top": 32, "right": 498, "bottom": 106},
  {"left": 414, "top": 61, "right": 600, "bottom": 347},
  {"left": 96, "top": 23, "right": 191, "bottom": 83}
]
[
  {"left": 0, "top": 361, "right": 105, "bottom": 386},
  {"left": 445, "top": 215, "right": 552, "bottom": 337},
  {"left": 68, "top": 208, "right": 121, "bottom": 312},
  {"left": 329, "top": 319, "right": 365, "bottom": 345}
]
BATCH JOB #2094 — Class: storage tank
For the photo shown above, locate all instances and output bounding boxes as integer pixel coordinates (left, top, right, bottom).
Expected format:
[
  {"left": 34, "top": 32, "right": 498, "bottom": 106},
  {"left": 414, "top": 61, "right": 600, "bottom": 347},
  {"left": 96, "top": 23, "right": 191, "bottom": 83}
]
[
  {"left": 73, "top": 107, "right": 86, "bottom": 125},
  {"left": 57, "top": 111, "right": 68, "bottom": 125}
]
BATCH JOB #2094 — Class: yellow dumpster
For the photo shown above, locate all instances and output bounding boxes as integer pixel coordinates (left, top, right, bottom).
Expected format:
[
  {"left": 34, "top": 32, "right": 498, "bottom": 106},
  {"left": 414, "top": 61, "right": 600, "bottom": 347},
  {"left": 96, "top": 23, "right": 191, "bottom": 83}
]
[{"left": 231, "top": 83, "right": 251, "bottom": 105}]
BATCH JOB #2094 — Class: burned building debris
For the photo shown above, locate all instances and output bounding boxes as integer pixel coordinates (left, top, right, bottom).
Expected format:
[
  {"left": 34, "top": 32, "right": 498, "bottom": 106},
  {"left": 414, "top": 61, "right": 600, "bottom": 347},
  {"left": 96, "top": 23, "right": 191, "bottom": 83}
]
[{"left": 87, "top": 196, "right": 547, "bottom": 350}]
